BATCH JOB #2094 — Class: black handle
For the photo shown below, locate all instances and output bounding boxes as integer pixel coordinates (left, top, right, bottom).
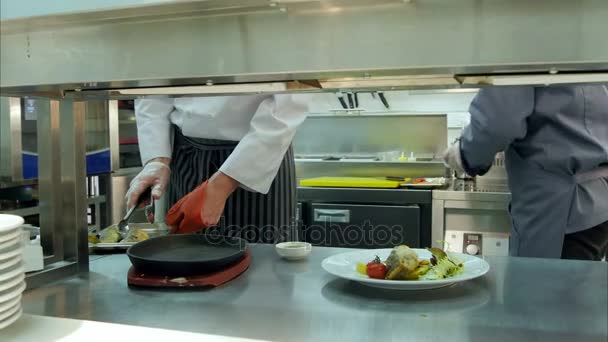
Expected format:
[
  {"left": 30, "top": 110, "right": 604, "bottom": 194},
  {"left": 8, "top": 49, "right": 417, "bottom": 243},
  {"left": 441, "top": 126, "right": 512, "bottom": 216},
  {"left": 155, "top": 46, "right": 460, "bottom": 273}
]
[
  {"left": 136, "top": 187, "right": 153, "bottom": 208},
  {"left": 346, "top": 93, "right": 354, "bottom": 109},
  {"left": 378, "top": 92, "right": 390, "bottom": 109},
  {"left": 337, "top": 93, "right": 348, "bottom": 109},
  {"left": 354, "top": 92, "right": 359, "bottom": 108}
]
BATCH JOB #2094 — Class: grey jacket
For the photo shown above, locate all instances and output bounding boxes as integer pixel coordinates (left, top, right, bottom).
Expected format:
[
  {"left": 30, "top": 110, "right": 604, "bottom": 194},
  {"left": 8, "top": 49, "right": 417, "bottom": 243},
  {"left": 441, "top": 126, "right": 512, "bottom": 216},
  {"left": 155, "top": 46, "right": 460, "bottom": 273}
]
[{"left": 460, "top": 85, "right": 608, "bottom": 258}]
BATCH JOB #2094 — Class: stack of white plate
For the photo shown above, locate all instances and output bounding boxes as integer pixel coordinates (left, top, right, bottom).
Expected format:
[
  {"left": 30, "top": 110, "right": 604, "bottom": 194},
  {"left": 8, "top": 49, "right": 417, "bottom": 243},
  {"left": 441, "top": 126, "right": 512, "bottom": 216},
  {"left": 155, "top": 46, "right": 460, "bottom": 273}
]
[{"left": 0, "top": 214, "right": 25, "bottom": 330}]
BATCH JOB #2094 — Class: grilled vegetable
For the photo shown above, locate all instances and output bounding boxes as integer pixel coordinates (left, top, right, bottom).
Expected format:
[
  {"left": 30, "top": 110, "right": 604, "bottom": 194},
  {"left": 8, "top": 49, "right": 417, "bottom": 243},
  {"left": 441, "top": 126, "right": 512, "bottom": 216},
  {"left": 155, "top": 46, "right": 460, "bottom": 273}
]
[
  {"left": 427, "top": 247, "right": 448, "bottom": 266},
  {"left": 123, "top": 228, "right": 150, "bottom": 243},
  {"left": 88, "top": 234, "right": 100, "bottom": 244},
  {"left": 423, "top": 250, "right": 464, "bottom": 280},
  {"left": 99, "top": 226, "right": 121, "bottom": 243},
  {"left": 411, "top": 265, "right": 431, "bottom": 278}
]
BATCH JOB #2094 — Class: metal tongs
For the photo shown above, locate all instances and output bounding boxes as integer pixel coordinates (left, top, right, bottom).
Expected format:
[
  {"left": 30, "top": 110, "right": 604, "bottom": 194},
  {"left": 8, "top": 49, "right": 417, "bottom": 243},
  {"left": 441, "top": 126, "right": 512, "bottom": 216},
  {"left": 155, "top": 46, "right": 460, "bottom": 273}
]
[{"left": 117, "top": 188, "right": 154, "bottom": 238}]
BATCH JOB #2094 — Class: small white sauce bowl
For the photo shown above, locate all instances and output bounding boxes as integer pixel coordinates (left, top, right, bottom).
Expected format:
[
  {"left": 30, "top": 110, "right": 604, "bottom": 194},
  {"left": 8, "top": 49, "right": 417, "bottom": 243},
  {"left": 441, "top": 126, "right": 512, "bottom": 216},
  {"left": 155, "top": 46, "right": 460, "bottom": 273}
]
[{"left": 275, "top": 241, "right": 312, "bottom": 261}]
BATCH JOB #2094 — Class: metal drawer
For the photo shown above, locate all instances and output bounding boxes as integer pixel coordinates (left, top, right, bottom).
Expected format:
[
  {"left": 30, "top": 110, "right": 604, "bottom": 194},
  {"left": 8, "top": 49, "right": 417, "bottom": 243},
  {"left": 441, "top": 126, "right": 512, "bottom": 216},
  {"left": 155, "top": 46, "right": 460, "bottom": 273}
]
[{"left": 302, "top": 203, "right": 420, "bottom": 249}]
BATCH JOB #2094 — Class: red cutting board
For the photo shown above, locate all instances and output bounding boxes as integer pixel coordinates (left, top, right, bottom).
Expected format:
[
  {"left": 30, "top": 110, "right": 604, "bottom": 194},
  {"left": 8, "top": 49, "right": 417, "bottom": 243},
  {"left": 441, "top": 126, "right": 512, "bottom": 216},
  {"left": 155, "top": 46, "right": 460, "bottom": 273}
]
[{"left": 127, "top": 250, "right": 251, "bottom": 288}]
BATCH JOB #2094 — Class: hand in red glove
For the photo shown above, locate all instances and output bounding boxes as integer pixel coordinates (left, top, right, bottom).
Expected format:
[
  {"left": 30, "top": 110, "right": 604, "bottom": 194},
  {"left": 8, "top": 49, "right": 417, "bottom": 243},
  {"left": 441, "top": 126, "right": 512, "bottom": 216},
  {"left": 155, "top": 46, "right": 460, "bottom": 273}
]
[
  {"left": 166, "top": 172, "right": 239, "bottom": 234},
  {"left": 166, "top": 181, "right": 208, "bottom": 234}
]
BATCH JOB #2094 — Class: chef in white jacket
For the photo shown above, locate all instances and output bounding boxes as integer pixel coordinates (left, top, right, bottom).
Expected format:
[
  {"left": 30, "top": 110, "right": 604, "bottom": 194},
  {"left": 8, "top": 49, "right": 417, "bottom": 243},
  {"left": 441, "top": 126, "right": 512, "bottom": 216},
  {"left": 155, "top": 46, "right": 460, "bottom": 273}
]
[{"left": 126, "top": 95, "right": 308, "bottom": 241}]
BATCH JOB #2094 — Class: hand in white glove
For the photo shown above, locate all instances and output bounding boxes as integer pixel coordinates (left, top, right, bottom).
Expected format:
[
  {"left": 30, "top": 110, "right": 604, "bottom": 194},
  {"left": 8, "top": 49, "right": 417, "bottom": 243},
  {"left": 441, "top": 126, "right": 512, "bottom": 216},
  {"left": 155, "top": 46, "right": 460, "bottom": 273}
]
[
  {"left": 442, "top": 141, "right": 466, "bottom": 175},
  {"left": 125, "top": 159, "right": 171, "bottom": 210}
]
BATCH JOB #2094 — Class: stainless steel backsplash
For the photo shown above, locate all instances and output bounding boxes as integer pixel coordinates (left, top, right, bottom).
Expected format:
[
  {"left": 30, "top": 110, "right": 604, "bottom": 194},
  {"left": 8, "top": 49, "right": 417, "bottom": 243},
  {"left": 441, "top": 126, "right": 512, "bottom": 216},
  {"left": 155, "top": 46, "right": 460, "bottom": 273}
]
[
  {"left": 293, "top": 114, "right": 448, "bottom": 179},
  {"left": 293, "top": 114, "right": 447, "bottom": 157}
]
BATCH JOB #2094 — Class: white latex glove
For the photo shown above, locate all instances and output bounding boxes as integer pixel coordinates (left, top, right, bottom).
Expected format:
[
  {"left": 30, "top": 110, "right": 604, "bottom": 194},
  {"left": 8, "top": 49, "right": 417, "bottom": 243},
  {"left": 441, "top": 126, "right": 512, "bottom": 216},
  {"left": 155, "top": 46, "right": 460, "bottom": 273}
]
[
  {"left": 125, "top": 160, "right": 171, "bottom": 210},
  {"left": 442, "top": 141, "right": 466, "bottom": 175}
]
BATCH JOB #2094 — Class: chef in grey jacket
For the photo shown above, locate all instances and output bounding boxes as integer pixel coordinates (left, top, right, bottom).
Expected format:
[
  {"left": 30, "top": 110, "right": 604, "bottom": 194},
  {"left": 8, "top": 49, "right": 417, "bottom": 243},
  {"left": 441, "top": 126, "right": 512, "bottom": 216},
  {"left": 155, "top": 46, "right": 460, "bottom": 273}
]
[
  {"left": 444, "top": 85, "right": 608, "bottom": 260},
  {"left": 126, "top": 95, "right": 308, "bottom": 241}
]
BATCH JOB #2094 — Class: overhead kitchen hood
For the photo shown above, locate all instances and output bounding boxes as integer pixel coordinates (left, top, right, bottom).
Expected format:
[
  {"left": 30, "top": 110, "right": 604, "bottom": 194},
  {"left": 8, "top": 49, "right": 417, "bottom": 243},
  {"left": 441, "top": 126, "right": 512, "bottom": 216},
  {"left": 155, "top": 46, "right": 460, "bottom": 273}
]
[{"left": 1, "top": 0, "right": 607, "bottom": 98}]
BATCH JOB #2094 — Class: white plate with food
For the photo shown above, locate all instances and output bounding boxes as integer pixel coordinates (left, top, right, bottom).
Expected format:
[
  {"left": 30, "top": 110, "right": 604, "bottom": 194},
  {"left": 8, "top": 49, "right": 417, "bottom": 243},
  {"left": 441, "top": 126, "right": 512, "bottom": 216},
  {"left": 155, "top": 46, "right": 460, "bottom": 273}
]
[{"left": 322, "top": 245, "right": 490, "bottom": 290}]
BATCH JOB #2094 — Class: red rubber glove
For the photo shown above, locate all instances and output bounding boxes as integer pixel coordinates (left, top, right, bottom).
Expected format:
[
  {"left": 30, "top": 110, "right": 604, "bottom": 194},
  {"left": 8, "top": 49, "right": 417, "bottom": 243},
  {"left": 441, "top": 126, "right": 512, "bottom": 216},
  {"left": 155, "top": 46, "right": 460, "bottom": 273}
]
[{"left": 165, "top": 180, "right": 209, "bottom": 234}]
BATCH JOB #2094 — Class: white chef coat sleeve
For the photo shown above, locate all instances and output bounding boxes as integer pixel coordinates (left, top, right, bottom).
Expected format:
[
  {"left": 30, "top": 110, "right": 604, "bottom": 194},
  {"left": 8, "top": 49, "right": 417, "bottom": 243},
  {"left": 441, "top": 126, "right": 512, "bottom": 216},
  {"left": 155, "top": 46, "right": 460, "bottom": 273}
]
[
  {"left": 460, "top": 86, "right": 535, "bottom": 175},
  {"left": 219, "top": 94, "right": 309, "bottom": 194},
  {"left": 135, "top": 98, "right": 175, "bottom": 165}
]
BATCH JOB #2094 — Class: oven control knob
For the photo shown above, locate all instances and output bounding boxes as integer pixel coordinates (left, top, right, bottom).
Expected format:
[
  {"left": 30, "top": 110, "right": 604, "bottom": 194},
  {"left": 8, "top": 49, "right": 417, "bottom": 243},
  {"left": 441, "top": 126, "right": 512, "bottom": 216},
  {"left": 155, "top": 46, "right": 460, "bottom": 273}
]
[{"left": 466, "top": 244, "right": 479, "bottom": 255}]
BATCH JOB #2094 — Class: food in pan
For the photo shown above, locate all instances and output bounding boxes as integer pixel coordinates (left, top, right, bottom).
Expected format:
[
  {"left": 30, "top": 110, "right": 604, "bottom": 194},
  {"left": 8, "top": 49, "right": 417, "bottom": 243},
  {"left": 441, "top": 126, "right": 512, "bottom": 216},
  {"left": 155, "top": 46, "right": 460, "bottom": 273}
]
[
  {"left": 123, "top": 228, "right": 150, "bottom": 243},
  {"left": 98, "top": 225, "right": 121, "bottom": 243},
  {"left": 88, "top": 234, "right": 100, "bottom": 244},
  {"left": 356, "top": 245, "right": 464, "bottom": 281},
  {"left": 90, "top": 225, "right": 151, "bottom": 244}
]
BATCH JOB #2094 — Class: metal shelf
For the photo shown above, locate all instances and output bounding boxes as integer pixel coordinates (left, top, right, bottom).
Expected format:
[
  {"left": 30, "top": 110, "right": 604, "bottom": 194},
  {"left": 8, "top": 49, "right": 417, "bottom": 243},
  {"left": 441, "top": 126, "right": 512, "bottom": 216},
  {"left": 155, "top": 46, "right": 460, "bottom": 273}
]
[
  {"left": 0, "top": 179, "right": 37, "bottom": 189},
  {"left": 1, "top": 206, "right": 39, "bottom": 217},
  {"left": 0, "top": 195, "right": 106, "bottom": 216}
]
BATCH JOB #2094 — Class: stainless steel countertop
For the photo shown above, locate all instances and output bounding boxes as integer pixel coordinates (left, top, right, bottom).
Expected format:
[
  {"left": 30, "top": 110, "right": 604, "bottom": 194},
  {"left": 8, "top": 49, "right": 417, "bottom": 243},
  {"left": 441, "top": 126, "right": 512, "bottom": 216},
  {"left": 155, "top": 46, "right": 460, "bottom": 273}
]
[
  {"left": 21, "top": 245, "right": 607, "bottom": 342},
  {"left": 433, "top": 181, "right": 511, "bottom": 202}
]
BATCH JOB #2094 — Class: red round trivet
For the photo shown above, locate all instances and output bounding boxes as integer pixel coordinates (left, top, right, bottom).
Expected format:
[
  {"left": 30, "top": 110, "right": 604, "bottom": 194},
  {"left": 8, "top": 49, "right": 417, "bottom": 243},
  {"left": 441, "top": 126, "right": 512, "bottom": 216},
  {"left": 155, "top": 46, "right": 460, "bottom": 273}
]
[{"left": 127, "top": 250, "right": 251, "bottom": 288}]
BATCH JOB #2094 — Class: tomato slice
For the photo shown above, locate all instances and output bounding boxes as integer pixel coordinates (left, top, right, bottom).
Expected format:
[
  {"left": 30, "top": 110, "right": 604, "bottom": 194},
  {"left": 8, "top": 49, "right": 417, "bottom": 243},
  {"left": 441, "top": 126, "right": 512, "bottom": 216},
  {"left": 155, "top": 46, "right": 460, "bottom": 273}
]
[{"left": 366, "top": 262, "right": 387, "bottom": 279}]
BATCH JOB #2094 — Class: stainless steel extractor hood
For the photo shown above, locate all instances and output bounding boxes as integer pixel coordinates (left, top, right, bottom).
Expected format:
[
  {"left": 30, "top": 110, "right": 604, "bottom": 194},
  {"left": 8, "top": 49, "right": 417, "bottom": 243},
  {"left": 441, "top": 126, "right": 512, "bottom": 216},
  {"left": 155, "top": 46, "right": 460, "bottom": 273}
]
[{"left": 1, "top": 0, "right": 608, "bottom": 98}]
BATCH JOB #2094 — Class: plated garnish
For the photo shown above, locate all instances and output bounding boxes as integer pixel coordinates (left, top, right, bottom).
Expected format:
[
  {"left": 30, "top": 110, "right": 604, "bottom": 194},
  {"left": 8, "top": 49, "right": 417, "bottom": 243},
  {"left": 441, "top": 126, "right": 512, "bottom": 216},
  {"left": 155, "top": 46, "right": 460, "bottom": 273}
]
[{"left": 356, "top": 245, "right": 464, "bottom": 281}]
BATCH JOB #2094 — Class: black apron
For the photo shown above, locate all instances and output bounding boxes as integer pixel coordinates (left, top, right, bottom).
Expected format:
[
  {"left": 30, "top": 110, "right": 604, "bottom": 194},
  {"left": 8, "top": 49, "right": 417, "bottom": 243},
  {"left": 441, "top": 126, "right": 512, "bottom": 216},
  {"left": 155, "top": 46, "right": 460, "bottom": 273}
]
[{"left": 168, "top": 128, "right": 296, "bottom": 243}]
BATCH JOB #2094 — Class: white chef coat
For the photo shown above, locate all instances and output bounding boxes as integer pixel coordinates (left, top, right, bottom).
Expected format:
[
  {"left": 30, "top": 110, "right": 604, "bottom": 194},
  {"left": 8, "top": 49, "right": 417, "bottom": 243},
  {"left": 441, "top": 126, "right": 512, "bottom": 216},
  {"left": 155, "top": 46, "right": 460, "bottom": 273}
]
[{"left": 135, "top": 95, "right": 308, "bottom": 194}]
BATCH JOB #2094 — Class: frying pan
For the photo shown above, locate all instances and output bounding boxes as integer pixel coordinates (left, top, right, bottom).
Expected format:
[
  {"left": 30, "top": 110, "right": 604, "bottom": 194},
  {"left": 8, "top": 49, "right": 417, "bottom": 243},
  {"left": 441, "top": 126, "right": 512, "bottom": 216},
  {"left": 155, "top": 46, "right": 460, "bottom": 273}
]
[{"left": 127, "top": 234, "right": 247, "bottom": 276}]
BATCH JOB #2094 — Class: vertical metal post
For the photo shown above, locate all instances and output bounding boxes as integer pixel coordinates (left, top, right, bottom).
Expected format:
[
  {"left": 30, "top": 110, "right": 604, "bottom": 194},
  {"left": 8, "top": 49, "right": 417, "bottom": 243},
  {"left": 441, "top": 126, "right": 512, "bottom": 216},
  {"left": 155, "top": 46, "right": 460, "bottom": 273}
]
[
  {"left": 24, "top": 98, "right": 88, "bottom": 289},
  {"left": 108, "top": 100, "right": 120, "bottom": 172},
  {"left": 97, "top": 174, "right": 111, "bottom": 229},
  {"left": 0, "top": 97, "right": 23, "bottom": 182},
  {"left": 104, "top": 100, "right": 121, "bottom": 227},
  {"left": 37, "top": 99, "right": 64, "bottom": 264},
  {"left": 431, "top": 199, "right": 445, "bottom": 249},
  {"left": 59, "top": 100, "right": 89, "bottom": 271}
]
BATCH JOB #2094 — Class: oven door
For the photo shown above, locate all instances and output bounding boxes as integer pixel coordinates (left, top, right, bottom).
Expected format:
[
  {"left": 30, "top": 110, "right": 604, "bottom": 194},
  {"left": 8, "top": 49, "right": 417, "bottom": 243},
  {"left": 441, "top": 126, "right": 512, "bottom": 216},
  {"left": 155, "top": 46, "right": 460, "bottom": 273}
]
[{"left": 302, "top": 203, "right": 420, "bottom": 249}]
